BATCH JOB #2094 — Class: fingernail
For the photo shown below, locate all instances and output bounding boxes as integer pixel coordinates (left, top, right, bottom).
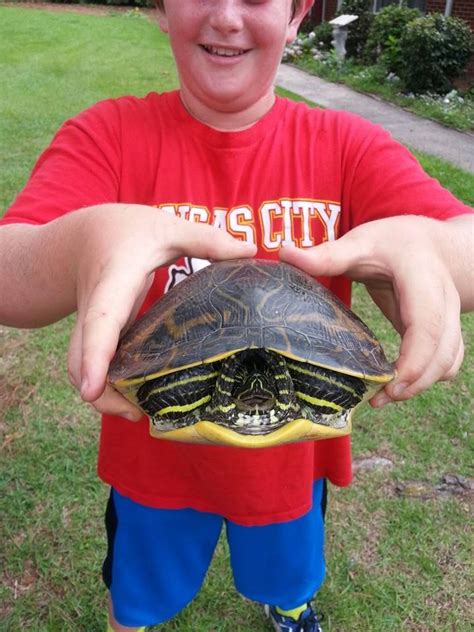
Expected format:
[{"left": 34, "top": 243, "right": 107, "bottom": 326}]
[
  {"left": 372, "top": 392, "right": 392, "bottom": 408},
  {"left": 123, "top": 412, "right": 141, "bottom": 422},
  {"left": 391, "top": 383, "right": 409, "bottom": 399}
]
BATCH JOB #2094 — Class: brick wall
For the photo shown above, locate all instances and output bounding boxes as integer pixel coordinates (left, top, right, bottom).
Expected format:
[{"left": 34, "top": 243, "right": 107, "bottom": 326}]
[
  {"left": 307, "top": 0, "right": 338, "bottom": 22},
  {"left": 309, "top": 0, "right": 473, "bottom": 28},
  {"left": 426, "top": 0, "right": 474, "bottom": 29},
  {"left": 324, "top": 0, "right": 339, "bottom": 20},
  {"left": 426, "top": 0, "right": 448, "bottom": 14}
]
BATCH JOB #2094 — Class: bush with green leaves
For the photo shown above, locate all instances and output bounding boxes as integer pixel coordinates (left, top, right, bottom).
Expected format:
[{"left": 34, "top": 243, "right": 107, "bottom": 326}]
[
  {"left": 313, "top": 21, "right": 333, "bottom": 52},
  {"left": 364, "top": 3, "right": 421, "bottom": 70},
  {"left": 398, "top": 13, "right": 473, "bottom": 94},
  {"left": 336, "top": 0, "right": 373, "bottom": 60}
]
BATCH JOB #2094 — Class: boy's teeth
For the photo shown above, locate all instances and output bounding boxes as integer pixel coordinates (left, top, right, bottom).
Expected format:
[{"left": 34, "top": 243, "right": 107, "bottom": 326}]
[{"left": 205, "top": 46, "right": 244, "bottom": 57}]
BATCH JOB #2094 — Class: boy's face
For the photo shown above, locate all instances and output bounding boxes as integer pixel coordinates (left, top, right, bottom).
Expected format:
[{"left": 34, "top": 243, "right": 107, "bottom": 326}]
[{"left": 158, "top": 0, "right": 312, "bottom": 128}]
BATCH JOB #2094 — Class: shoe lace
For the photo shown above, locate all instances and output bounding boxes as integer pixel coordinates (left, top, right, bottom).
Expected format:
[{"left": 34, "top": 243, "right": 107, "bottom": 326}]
[{"left": 300, "top": 607, "right": 324, "bottom": 632}]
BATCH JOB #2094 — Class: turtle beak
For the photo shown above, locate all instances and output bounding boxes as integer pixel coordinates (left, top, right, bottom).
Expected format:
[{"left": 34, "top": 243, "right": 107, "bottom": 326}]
[{"left": 234, "top": 374, "right": 275, "bottom": 413}]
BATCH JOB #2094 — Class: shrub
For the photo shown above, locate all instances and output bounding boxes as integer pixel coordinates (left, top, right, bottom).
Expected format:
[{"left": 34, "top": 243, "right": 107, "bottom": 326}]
[
  {"left": 313, "top": 21, "right": 333, "bottom": 52},
  {"left": 364, "top": 3, "right": 421, "bottom": 70},
  {"left": 398, "top": 13, "right": 473, "bottom": 94},
  {"left": 336, "top": 0, "right": 373, "bottom": 60}
]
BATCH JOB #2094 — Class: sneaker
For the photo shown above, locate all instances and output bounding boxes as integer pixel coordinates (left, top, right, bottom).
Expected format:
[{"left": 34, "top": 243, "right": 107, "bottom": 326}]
[{"left": 264, "top": 603, "right": 324, "bottom": 632}]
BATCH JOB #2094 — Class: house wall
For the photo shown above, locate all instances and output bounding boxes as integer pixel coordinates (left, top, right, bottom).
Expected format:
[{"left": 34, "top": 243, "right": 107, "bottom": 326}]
[
  {"left": 426, "top": 0, "right": 473, "bottom": 28},
  {"left": 307, "top": 0, "right": 338, "bottom": 23},
  {"left": 324, "top": 0, "right": 339, "bottom": 20},
  {"left": 309, "top": 0, "right": 473, "bottom": 28}
]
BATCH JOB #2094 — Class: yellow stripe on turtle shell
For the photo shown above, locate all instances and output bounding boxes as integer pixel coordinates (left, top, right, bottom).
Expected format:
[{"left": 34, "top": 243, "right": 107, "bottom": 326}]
[
  {"left": 112, "top": 346, "right": 395, "bottom": 391},
  {"left": 157, "top": 395, "right": 212, "bottom": 417},
  {"left": 164, "top": 312, "right": 218, "bottom": 342},
  {"left": 270, "top": 348, "right": 395, "bottom": 383},
  {"left": 113, "top": 349, "right": 247, "bottom": 388}
]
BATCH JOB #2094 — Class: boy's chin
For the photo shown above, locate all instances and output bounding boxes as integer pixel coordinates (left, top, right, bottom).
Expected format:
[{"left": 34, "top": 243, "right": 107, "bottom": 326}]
[{"left": 183, "top": 86, "right": 276, "bottom": 124}]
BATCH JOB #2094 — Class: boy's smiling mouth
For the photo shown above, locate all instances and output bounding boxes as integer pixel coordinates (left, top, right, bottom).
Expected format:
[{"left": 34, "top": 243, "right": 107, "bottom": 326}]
[{"left": 201, "top": 44, "right": 249, "bottom": 57}]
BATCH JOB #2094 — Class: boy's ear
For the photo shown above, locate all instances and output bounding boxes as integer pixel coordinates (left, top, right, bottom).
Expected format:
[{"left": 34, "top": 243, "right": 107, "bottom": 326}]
[
  {"left": 286, "top": 0, "right": 314, "bottom": 44},
  {"left": 157, "top": 7, "right": 169, "bottom": 33}
]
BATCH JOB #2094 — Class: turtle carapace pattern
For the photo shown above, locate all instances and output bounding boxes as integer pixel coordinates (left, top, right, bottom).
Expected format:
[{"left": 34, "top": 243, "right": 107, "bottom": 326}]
[{"left": 108, "top": 259, "right": 395, "bottom": 448}]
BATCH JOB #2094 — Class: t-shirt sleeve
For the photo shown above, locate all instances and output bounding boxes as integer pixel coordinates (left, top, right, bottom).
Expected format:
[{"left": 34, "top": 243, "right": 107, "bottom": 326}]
[
  {"left": 337, "top": 113, "right": 472, "bottom": 228},
  {"left": 1, "top": 99, "right": 123, "bottom": 226}
]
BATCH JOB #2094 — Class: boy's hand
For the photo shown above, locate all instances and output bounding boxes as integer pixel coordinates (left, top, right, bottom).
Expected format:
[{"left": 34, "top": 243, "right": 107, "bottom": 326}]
[
  {"left": 280, "top": 215, "right": 472, "bottom": 407},
  {"left": 67, "top": 205, "right": 256, "bottom": 419}
]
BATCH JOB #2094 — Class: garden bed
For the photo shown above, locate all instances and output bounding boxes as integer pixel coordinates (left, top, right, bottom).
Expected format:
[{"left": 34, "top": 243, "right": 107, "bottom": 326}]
[{"left": 286, "top": 54, "right": 474, "bottom": 132}]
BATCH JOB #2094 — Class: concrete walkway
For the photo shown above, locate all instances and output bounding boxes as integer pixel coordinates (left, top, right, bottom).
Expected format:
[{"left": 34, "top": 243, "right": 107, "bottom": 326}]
[{"left": 276, "top": 64, "right": 474, "bottom": 173}]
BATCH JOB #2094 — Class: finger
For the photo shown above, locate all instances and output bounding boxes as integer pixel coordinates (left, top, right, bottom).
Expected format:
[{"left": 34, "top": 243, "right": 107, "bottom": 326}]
[
  {"left": 279, "top": 239, "right": 364, "bottom": 278},
  {"left": 79, "top": 264, "right": 152, "bottom": 401},
  {"left": 365, "top": 283, "right": 404, "bottom": 335},
  {"left": 71, "top": 273, "right": 149, "bottom": 401},
  {"left": 122, "top": 271, "right": 155, "bottom": 333},
  {"left": 89, "top": 384, "right": 144, "bottom": 421},
  {"left": 386, "top": 281, "right": 461, "bottom": 401},
  {"left": 442, "top": 336, "right": 465, "bottom": 381},
  {"left": 370, "top": 290, "right": 463, "bottom": 408},
  {"left": 391, "top": 313, "right": 462, "bottom": 399},
  {"left": 68, "top": 314, "right": 144, "bottom": 422},
  {"left": 67, "top": 315, "right": 84, "bottom": 390},
  {"left": 165, "top": 217, "right": 257, "bottom": 263}
]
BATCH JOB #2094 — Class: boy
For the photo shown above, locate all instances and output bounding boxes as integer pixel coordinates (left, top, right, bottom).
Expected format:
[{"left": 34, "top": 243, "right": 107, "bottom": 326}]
[{"left": 0, "top": 1, "right": 472, "bottom": 630}]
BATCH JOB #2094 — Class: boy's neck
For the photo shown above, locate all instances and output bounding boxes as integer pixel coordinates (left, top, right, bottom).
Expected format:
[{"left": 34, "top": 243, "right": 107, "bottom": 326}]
[{"left": 179, "top": 89, "right": 276, "bottom": 132}]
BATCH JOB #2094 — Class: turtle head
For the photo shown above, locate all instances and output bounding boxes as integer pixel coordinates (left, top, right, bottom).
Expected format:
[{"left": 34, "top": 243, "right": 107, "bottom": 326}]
[{"left": 233, "top": 350, "right": 276, "bottom": 413}]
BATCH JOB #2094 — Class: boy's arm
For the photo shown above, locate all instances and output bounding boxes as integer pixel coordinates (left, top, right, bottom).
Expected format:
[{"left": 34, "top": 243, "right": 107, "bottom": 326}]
[
  {"left": 280, "top": 213, "right": 474, "bottom": 406},
  {"left": 0, "top": 204, "right": 256, "bottom": 419}
]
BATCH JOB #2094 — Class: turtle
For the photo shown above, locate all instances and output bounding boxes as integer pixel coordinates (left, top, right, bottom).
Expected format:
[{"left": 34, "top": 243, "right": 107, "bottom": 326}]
[{"left": 108, "top": 259, "right": 395, "bottom": 448}]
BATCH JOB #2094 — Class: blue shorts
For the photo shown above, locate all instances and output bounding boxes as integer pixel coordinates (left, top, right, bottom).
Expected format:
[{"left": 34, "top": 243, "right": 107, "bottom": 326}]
[{"left": 103, "top": 480, "right": 327, "bottom": 628}]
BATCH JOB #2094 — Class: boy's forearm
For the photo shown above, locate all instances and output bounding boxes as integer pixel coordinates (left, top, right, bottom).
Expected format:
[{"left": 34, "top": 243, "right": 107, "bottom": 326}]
[
  {"left": 0, "top": 204, "right": 258, "bottom": 336},
  {"left": 0, "top": 214, "right": 85, "bottom": 327}
]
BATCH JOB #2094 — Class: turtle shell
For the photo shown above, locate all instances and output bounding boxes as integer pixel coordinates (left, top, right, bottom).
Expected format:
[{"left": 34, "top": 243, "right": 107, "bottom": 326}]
[{"left": 109, "top": 258, "right": 394, "bottom": 389}]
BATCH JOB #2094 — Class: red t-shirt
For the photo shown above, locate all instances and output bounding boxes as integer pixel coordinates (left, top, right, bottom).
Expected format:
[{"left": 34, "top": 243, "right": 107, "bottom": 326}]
[{"left": 2, "top": 91, "right": 471, "bottom": 525}]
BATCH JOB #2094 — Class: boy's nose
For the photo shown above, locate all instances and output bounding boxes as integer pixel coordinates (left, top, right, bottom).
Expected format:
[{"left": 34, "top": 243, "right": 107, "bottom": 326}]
[{"left": 209, "top": 0, "right": 244, "bottom": 33}]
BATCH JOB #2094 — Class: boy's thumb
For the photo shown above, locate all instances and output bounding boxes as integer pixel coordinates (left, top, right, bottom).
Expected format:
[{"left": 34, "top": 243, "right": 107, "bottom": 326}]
[
  {"left": 279, "top": 239, "right": 357, "bottom": 278},
  {"left": 173, "top": 220, "right": 257, "bottom": 262}
]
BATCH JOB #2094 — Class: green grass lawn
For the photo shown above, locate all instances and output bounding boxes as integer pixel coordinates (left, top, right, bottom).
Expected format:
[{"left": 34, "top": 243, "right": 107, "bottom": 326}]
[{"left": 1, "top": 7, "right": 473, "bottom": 632}]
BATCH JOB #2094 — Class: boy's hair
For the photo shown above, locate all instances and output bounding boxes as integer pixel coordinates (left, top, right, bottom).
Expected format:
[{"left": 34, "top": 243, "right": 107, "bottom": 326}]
[{"left": 155, "top": 1, "right": 301, "bottom": 21}]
